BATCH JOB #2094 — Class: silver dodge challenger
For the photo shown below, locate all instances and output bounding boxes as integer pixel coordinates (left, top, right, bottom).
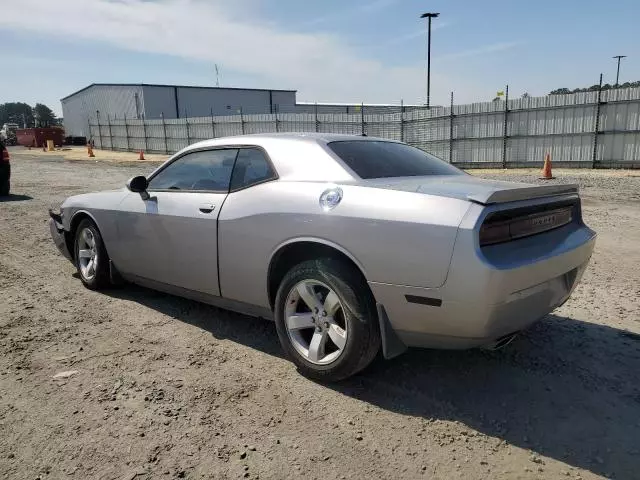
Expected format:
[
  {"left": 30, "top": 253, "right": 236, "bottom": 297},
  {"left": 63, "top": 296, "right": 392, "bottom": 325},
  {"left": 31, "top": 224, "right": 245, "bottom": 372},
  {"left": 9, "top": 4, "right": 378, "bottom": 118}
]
[{"left": 49, "top": 133, "right": 596, "bottom": 381}]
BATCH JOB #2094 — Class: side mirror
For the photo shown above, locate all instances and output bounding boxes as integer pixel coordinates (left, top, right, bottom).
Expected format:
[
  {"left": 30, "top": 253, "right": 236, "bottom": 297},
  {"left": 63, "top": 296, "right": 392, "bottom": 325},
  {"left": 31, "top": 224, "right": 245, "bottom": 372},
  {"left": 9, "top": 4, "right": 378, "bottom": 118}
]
[
  {"left": 126, "top": 175, "right": 148, "bottom": 193},
  {"left": 126, "top": 175, "right": 149, "bottom": 200}
]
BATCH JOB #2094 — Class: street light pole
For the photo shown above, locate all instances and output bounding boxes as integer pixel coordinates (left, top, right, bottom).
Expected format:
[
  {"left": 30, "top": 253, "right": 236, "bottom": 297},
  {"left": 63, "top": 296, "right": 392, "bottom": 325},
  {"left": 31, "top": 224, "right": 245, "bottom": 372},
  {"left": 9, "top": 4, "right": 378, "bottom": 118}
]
[
  {"left": 420, "top": 12, "right": 439, "bottom": 109},
  {"left": 613, "top": 55, "right": 626, "bottom": 87}
]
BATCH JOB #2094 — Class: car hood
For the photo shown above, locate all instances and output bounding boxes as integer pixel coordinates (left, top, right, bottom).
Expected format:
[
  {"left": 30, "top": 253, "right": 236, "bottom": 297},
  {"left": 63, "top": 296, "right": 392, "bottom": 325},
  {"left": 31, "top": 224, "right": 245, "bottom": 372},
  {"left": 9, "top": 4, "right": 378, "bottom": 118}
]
[
  {"left": 61, "top": 188, "right": 129, "bottom": 210},
  {"left": 362, "top": 175, "right": 579, "bottom": 205}
]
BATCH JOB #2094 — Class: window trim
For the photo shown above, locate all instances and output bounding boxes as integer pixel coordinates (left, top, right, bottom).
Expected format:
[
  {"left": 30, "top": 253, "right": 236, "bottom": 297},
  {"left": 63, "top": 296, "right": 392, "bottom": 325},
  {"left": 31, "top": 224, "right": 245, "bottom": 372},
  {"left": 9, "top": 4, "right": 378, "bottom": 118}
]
[{"left": 145, "top": 145, "right": 279, "bottom": 194}]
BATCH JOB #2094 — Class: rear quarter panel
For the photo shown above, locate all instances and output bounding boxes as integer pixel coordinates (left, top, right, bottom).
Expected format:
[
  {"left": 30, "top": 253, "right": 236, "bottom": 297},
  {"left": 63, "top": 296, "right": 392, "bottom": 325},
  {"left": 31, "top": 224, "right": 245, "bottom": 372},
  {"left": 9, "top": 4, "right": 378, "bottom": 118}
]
[{"left": 218, "top": 181, "right": 471, "bottom": 308}]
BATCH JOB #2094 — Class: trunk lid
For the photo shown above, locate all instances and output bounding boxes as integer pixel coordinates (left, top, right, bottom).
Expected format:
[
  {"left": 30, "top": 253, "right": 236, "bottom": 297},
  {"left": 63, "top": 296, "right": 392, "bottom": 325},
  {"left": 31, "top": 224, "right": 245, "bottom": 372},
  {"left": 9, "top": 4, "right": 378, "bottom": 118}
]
[{"left": 363, "top": 175, "right": 578, "bottom": 205}]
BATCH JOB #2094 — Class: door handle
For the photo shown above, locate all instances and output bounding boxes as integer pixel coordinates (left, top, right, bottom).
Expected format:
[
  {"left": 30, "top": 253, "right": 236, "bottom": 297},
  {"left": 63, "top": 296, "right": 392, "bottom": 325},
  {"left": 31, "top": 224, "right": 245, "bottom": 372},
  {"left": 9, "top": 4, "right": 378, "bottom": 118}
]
[{"left": 199, "top": 204, "right": 216, "bottom": 214}]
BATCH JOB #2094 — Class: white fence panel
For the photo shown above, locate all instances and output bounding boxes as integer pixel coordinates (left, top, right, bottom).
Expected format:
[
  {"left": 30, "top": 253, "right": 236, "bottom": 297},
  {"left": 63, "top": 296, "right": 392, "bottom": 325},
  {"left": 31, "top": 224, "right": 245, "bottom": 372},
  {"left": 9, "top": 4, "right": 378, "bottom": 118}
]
[{"left": 87, "top": 87, "right": 640, "bottom": 167}]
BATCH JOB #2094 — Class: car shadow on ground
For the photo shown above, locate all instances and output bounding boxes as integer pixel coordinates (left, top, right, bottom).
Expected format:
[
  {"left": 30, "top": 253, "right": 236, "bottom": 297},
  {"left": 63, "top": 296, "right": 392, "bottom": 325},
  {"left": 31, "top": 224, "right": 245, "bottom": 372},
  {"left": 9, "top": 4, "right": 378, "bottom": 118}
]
[
  {"left": 106, "top": 285, "right": 640, "bottom": 479},
  {"left": 0, "top": 194, "right": 33, "bottom": 202}
]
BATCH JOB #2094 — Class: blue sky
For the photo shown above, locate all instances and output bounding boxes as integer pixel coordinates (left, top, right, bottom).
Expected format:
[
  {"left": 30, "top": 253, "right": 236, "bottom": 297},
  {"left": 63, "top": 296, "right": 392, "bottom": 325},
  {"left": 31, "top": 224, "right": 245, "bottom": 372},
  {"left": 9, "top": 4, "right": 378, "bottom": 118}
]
[{"left": 1, "top": 0, "right": 638, "bottom": 116}]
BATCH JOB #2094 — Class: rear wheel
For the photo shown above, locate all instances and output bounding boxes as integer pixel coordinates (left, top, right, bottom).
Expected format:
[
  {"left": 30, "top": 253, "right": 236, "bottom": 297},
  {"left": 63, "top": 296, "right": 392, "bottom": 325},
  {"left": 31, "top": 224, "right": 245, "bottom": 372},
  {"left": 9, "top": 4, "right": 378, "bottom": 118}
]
[
  {"left": 274, "top": 258, "right": 380, "bottom": 382},
  {"left": 74, "top": 219, "right": 110, "bottom": 290}
]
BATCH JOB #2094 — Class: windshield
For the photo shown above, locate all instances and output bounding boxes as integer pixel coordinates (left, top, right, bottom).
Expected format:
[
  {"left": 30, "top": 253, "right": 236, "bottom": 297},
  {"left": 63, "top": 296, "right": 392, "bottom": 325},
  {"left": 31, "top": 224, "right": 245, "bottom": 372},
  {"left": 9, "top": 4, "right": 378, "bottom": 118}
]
[{"left": 327, "top": 140, "right": 463, "bottom": 179}]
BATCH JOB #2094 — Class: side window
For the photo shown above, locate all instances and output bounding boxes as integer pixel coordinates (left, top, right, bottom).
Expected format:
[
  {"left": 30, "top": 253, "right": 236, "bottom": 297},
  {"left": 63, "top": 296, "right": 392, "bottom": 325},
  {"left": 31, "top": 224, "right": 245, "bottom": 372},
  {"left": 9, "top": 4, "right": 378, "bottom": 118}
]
[
  {"left": 148, "top": 149, "right": 238, "bottom": 192},
  {"left": 230, "top": 148, "right": 276, "bottom": 190}
]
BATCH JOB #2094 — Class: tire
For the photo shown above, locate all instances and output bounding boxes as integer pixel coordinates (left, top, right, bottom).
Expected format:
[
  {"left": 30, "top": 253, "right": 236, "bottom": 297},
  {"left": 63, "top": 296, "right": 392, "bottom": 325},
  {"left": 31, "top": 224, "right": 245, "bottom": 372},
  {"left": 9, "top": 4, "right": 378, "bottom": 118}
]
[
  {"left": 74, "top": 218, "right": 111, "bottom": 290},
  {"left": 274, "top": 257, "right": 381, "bottom": 382}
]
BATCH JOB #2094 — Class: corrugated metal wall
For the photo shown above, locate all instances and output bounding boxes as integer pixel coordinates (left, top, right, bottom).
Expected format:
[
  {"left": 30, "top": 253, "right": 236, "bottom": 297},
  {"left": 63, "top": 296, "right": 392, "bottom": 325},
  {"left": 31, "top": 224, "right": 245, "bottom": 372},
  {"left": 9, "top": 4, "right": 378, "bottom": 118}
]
[
  {"left": 63, "top": 85, "right": 298, "bottom": 135},
  {"left": 88, "top": 87, "right": 640, "bottom": 167},
  {"left": 62, "top": 85, "right": 144, "bottom": 138}
]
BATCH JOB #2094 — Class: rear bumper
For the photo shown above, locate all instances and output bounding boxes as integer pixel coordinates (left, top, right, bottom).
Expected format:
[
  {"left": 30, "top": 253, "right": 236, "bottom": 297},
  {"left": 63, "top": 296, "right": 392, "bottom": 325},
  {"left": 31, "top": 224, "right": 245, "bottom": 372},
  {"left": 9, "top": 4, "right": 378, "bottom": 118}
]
[
  {"left": 370, "top": 222, "right": 596, "bottom": 350},
  {"left": 49, "top": 213, "right": 73, "bottom": 262}
]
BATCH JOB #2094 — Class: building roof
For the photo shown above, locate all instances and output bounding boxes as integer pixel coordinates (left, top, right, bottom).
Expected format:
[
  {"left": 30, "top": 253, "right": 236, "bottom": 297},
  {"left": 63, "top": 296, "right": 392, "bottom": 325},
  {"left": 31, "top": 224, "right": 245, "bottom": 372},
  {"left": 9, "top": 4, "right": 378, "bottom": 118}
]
[{"left": 61, "top": 83, "right": 297, "bottom": 102}]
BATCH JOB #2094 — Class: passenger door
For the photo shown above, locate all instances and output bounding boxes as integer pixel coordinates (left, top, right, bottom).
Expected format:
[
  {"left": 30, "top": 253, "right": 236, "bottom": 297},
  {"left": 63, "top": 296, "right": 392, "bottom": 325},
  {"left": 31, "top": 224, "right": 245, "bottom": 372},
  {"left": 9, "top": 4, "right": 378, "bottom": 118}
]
[{"left": 116, "top": 148, "right": 238, "bottom": 296}]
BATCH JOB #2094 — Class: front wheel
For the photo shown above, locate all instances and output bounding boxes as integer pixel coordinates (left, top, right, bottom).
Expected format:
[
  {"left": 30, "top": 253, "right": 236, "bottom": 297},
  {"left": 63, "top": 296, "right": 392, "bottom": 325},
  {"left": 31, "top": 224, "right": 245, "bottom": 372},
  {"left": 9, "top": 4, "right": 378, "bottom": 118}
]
[
  {"left": 274, "top": 258, "right": 381, "bottom": 382},
  {"left": 74, "top": 218, "right": 111, "bottom": 290}
]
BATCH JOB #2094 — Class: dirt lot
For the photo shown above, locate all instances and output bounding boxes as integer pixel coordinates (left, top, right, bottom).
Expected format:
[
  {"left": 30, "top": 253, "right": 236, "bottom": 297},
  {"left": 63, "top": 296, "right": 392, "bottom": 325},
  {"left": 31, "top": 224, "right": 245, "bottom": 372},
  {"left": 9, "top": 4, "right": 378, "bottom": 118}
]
[{"left": 1, "top": 150, "right": 639, "bottom": 480}]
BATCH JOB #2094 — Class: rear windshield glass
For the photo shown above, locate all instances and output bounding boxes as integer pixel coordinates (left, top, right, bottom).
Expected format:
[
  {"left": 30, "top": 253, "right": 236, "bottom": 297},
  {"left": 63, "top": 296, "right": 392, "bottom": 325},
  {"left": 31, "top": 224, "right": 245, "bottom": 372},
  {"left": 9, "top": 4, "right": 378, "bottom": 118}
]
[{"left": 327, "top": 140, "right": 462, "bottom": 179}]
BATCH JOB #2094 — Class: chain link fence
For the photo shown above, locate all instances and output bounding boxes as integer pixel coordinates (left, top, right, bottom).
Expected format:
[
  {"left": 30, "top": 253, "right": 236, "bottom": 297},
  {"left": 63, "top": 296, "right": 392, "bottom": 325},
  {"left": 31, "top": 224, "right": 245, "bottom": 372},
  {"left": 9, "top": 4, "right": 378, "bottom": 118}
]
[{"left": 89, "top": 83, "right": 640, "bottom": 168}]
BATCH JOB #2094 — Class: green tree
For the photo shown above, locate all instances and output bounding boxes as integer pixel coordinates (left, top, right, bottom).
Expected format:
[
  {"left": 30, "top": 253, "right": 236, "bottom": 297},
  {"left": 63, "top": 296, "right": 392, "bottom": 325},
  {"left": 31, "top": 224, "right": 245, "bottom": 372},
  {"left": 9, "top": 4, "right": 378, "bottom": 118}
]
[
  {"left": 0, "top": 102, "right": 34, "bottom": 127},
  {"left": 549, "top": 88, "right": 571, "bottom": 95},
  {"left": 33, "top": 103, "right": 57, "bottom": 127},
  {"left": 551, "top": 80, "right": 640, "bottom": 95}
]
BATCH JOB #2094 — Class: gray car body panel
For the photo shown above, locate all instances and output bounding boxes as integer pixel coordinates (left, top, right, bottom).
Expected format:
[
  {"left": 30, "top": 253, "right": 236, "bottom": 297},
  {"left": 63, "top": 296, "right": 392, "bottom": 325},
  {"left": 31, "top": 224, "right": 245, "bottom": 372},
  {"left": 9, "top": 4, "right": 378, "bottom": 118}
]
[{"left": 52, "top": 133, "right": 596, "bottom": 350}]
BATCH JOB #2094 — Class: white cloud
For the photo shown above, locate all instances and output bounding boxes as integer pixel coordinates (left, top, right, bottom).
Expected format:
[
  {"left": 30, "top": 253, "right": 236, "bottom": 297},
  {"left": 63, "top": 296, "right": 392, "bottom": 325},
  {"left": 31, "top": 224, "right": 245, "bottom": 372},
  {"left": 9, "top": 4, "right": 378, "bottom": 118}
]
[
  {"left": 300, "top": 0, "right": 399, "bottom": 27},
  {"left": 380, "top": 22, "right": 452, "bottom": 47},
  {"left": 436, "top": 42, "right": 519, "bottom": 61},
  {"left": 0, "top": 0, "right": 493, "bottom": 105}
]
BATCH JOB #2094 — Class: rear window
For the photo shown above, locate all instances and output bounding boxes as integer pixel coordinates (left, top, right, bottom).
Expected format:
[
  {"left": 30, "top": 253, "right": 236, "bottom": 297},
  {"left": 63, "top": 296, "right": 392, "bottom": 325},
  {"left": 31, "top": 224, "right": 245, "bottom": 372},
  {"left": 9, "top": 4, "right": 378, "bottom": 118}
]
[{"left": 327, "top": 140, "right": 462, "bottom": 179}]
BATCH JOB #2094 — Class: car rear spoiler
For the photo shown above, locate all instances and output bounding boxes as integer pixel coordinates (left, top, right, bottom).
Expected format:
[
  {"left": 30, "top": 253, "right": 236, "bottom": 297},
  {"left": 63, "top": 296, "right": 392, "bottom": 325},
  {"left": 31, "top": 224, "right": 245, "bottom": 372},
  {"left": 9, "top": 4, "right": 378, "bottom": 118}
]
[{"left": 467, "top": 184, "right": 579, "bottom": 205}]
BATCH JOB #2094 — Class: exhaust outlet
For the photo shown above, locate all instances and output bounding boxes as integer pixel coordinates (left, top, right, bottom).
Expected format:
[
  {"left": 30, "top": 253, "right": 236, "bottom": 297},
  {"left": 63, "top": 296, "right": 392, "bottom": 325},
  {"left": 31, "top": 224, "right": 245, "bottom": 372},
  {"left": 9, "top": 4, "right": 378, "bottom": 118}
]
[{"left": 483, "top": 332, "right": 519, "bottom": 351}]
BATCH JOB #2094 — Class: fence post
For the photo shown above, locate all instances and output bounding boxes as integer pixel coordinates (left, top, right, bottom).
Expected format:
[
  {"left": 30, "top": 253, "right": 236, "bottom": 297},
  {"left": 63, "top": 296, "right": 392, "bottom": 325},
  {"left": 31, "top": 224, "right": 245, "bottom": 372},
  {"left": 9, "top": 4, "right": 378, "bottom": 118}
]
[
  {"left": 400, "top": 99, "right": 405, "bottom": 142},
  {"left": 210, "top": 108, "right": 216, "bottom": 138},
  {"left": 592, "top": 73, "right": 603, "bottom": 169},
  {"left": 185, "top": 117, "right": 191, "bottom": 146},
  {"left": 124, "top": 115, "right": 130, "bottom": 151},
  {"left": 275, "top": 104, "right": 280, "bottom": 133},
  {"left": 87, "top": 119, "right": 92, "bottom": 146},
  {"left": 240, "top": 107, "right": 245, "bottom": 135},
  {"left": 449, "top": 92, "right": 454, "bottom": 164},
  {"left": 361, "top": 103, "right": 365, "bottom": 136},
  {"left": 106, "top": 114, "right": 113, "bottom": 150},
  {"left": 502, "top": 85, "right": 509, "bottom": 169},
  {"left": 161, "top": 112, "right": 168, "bottom": 154},
  {"left": 315, "top": 103, "right": 319, "bottom": 132},
  {"left": 142, "top": 116, "right": 148, "bottom": 153},
  {"left": 96, "top": 110, "right": 103, "bottom": 149}
]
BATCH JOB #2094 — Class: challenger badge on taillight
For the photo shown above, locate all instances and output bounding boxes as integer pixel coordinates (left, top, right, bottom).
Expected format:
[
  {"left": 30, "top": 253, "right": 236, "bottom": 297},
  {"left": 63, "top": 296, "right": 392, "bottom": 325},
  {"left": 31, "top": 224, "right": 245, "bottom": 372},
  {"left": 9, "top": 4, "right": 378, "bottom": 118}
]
[{"left": 480, "top": 207, "right": 573, "bottom": 246}]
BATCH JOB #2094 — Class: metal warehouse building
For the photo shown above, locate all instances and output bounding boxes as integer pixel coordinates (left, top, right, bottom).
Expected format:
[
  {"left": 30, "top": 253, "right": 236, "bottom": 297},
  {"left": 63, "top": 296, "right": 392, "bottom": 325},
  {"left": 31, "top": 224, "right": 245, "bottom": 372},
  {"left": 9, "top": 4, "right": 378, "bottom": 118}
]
[{"left": 61, "top": 83, "right": 297, "bottom": 137}]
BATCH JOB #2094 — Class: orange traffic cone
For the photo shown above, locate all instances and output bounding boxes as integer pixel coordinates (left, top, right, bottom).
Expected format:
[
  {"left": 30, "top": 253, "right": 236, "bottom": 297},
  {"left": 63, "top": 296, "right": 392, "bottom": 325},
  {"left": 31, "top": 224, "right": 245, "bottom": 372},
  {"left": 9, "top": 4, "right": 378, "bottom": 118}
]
[
  {"left": 138, "top": 150, "right": 145, "bottom": 160},
  {"left": 540, "top": 153, "right": 554, "bottom": 180},
  {"left": 88, "top": 144, "right": 95, "bottom": 158}
]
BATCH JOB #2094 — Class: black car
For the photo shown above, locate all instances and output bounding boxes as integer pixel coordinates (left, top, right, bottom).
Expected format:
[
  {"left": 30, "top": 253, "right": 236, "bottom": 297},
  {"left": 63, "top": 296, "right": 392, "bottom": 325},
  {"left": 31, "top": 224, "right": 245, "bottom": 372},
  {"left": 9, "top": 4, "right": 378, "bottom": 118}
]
[{"left": 0, "top": 139, "right": 10, "bottom": 196}]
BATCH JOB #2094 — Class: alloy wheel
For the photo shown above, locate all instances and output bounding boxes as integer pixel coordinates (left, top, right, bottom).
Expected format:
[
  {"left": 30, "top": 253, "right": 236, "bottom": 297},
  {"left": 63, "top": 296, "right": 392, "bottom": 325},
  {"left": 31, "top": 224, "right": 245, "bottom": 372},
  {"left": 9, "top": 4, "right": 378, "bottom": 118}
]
[
  {"left": 284, "top": 280, "right": 348, "bottom": 365},
  {"left": 77, "top": 227, "right": 98, "bottom": 281}
]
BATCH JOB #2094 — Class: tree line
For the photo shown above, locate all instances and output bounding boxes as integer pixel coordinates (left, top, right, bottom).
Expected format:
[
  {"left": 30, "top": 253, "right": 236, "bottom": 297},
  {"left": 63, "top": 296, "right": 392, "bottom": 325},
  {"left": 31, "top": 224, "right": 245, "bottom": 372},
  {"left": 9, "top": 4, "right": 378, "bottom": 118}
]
[
  {"left": 0, "top": 102, "right": 59, "bottom": 128},
  {"left": 549, "top": 81, "right": 640, "bottom": 95}
]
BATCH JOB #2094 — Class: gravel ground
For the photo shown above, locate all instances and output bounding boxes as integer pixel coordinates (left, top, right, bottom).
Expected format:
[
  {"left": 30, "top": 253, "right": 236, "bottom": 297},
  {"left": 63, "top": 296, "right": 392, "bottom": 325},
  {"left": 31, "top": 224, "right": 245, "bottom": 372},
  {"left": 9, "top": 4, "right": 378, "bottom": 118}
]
[{"left": 1, "top": 153, "right": 639, "bottom": 480}]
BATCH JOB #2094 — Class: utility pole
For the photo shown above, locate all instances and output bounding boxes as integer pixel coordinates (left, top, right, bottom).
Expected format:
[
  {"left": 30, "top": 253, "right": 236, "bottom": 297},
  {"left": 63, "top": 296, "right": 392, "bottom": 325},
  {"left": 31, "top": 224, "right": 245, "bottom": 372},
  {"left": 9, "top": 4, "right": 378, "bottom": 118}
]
[
  {"left": 420, "top": 12, "right": 439, "bottom": 109},
  {"left": 613, "top": 55, "right": 626, "bottom": 87}
]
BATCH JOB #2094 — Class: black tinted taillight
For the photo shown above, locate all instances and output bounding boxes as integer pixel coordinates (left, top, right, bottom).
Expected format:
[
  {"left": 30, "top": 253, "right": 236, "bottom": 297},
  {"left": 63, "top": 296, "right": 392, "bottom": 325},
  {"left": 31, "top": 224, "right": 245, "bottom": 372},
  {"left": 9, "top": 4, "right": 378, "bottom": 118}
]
[{"left": 480, "top": 207, "right": 573, "bottom": 246}]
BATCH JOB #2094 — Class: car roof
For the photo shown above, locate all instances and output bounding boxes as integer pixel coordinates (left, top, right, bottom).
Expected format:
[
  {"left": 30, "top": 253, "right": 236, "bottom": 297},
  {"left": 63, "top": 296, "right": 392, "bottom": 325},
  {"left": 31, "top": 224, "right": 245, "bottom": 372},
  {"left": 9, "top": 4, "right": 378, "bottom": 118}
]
[
  {"left": 183, "top": 132, "right": 394, "bottom": 150},
  {"left": 176, "top": 133, "right": 400, "bottom": 183}
]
